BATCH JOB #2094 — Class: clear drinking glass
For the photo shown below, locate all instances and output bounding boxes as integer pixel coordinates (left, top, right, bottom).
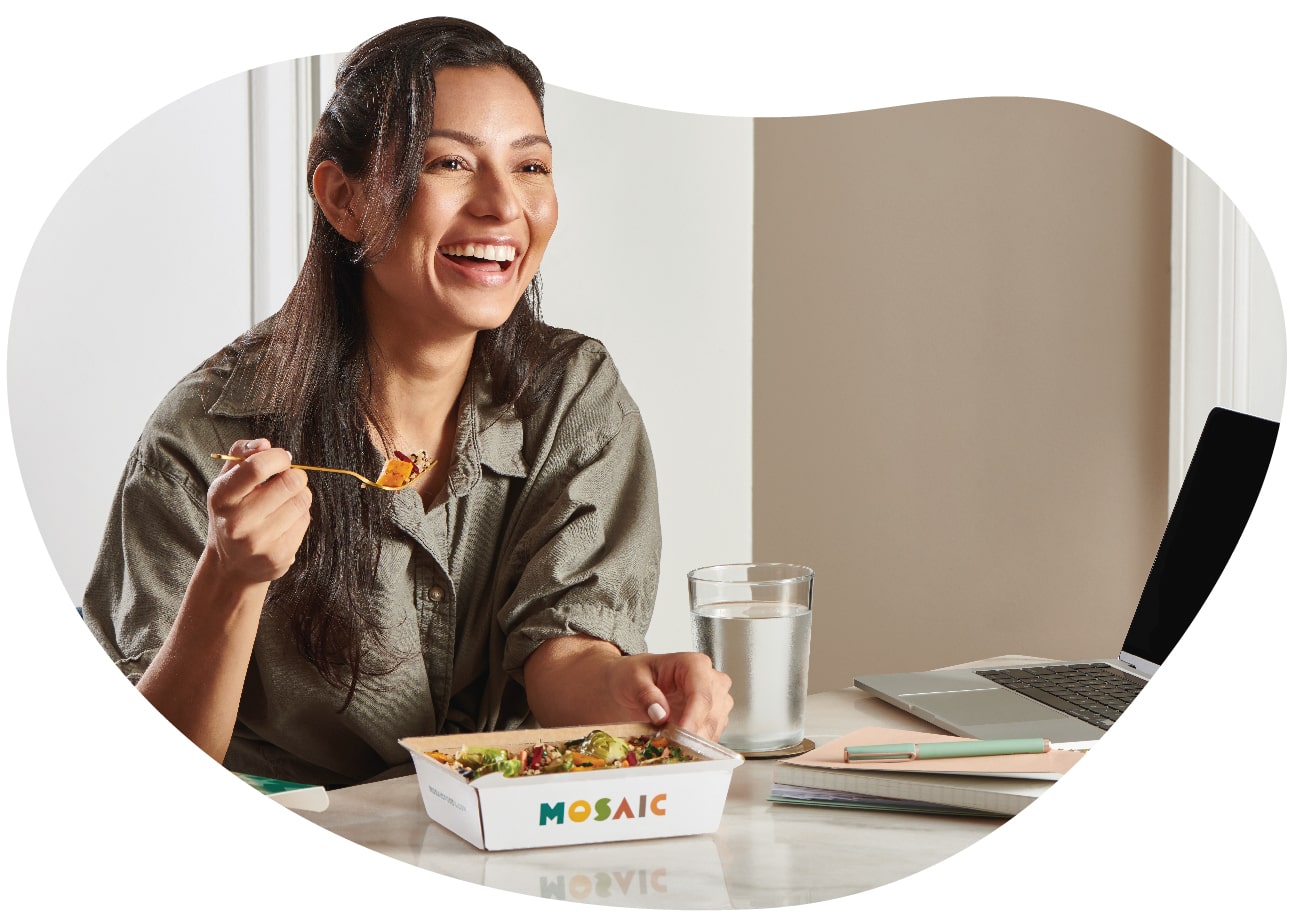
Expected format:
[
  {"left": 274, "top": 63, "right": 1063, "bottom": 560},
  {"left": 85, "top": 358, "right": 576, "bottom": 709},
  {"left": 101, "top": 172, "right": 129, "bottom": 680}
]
[{"left": 688, "top": 563, "right": 814, "bottom": 753}]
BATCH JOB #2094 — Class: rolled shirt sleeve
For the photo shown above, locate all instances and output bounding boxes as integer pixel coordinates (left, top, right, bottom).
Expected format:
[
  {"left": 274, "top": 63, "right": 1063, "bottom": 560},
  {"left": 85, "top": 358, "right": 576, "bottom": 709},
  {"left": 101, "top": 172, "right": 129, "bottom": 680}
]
[{"left": 496, "top": 384, "right": 660, "bottom": 679}]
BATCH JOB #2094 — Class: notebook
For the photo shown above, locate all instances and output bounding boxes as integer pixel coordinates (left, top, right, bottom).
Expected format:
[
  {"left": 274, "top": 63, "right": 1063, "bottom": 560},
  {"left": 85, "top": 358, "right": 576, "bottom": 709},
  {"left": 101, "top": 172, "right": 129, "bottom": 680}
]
[
  {"left": 853, "top": 406, "right": 1279, "bottom": 744},
  {"left": 770, "top": 725, "right": 1085, "bottom": 817}
]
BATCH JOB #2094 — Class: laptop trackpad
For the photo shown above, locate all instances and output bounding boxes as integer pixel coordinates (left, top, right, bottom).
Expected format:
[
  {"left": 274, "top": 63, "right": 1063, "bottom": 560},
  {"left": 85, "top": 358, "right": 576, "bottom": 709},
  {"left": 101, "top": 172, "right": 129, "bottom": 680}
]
[{"left": 906, "top": 689, "right": 1061, "bottom": 724}]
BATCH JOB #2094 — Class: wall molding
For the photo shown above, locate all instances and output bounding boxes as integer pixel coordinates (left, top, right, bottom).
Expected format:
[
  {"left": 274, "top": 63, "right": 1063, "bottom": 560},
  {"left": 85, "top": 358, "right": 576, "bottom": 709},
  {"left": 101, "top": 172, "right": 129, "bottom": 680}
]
[
  {"left": 248, "top": 54, "right": 344, "bottom": 322},
  {"left": 1169, "top": 150, "right": 1285, "bottom": 506}
]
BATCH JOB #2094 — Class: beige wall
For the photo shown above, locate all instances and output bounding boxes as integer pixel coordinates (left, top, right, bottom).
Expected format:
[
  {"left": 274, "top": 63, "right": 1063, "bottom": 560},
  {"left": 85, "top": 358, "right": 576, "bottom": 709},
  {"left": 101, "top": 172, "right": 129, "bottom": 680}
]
[{"left": 753, "top": 98, "right": 1172, "bottom": 692}]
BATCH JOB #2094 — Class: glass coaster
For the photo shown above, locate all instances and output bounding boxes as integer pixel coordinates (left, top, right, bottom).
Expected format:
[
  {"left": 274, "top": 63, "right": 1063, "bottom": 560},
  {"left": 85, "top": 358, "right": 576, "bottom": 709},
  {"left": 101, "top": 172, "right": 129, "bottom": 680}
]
[{"left": 734, "top": 738, "right": 815, "bottom": 759}]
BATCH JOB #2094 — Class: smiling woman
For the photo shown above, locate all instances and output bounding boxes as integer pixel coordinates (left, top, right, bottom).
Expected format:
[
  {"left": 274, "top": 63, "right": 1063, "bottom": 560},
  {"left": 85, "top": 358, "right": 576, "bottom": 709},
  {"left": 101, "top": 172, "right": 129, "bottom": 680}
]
[
  {"left": 78, "top": 16, "right": 732, "bottom": 787},
  {"left": 315, "top": 65, "right": 559, "bottom": 347}
]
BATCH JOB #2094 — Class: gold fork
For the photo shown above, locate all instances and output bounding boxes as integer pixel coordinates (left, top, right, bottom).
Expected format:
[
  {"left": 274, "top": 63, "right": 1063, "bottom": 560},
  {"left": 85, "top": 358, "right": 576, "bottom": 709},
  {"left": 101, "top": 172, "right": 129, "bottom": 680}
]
[{"left": 210, "top": 454, "right": 435, "bottom": 492}]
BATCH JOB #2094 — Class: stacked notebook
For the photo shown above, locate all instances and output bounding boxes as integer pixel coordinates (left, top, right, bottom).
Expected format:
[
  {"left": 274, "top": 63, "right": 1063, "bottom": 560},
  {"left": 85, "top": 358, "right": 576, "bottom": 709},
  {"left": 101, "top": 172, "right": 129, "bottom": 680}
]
[{"left": 770, "top": 726, "right": 1085, "bottom": 817}]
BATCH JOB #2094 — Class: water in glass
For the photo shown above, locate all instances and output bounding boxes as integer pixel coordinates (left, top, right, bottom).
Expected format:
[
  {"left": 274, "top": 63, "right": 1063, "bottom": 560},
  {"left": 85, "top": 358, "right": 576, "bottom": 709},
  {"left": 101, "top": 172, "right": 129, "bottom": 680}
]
[{"left": 691, "top": 600, "right": 812, "bottom": 752}]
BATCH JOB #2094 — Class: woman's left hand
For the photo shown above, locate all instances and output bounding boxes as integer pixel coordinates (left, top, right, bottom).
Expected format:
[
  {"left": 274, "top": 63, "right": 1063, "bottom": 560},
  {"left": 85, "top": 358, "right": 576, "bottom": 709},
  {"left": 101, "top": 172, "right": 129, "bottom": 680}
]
[
  {"left": 524, "top": 638, "right": 733, "bottom": 743},
  {"left": 606, "top": 652, "right": 733, "bottom": 743}
]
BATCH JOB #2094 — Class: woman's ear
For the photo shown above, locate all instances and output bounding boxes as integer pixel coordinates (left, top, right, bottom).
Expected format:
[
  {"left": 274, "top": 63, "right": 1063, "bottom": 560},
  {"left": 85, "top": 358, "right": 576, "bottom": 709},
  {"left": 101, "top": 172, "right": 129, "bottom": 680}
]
[{"left": 313, "top": 161, "right": 365, "bottom": 242}]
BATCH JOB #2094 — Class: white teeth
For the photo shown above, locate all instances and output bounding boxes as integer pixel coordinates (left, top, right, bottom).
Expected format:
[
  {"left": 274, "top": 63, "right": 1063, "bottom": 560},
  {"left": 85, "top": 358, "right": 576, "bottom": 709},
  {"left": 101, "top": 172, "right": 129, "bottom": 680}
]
[{"left": 440, "top": 243, "right": 517, "bottom": 262}]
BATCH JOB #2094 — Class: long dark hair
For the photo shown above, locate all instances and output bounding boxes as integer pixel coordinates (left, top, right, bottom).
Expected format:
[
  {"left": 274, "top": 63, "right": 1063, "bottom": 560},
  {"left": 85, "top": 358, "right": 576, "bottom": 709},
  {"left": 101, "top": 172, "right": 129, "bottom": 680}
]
[{"left": 212, "top": 18, "right": 573, "bottom": 703}]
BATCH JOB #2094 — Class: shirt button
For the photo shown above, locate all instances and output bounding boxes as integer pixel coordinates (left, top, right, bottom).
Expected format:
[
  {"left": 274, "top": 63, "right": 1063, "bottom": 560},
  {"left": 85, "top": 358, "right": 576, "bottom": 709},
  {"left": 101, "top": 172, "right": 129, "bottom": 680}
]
[{"left": 428, "top": 585, "right": 445, "bottom": 602}]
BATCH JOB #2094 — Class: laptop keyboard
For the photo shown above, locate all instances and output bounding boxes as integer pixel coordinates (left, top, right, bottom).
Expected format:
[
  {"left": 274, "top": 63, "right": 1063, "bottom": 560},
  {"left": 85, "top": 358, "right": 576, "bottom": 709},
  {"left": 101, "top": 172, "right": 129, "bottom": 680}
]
[{"left": 974, "top": 663, "right": 1147, "bottom": 730}]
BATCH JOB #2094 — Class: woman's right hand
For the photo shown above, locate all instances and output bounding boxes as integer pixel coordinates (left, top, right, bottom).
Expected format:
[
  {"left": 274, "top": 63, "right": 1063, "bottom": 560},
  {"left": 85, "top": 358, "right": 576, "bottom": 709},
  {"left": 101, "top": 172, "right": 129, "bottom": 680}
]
[
  {"left": 205, "top": 438, "right": 313, "bottom": 586},
  {"left": 137, "top": 437, "right": 311, "bottom": 761}
]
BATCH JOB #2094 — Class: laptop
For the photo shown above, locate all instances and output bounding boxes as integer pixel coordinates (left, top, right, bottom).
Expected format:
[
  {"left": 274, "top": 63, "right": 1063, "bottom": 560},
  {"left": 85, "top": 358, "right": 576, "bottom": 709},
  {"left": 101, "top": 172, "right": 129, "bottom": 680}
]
[{"left": 853, "top": 406, "right": 1280, "bottom": 744}]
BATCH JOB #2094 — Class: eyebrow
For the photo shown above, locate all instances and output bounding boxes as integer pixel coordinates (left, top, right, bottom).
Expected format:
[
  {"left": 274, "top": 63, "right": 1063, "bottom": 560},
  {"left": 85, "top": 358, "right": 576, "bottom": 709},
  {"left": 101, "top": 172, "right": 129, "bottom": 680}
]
[{"left": 427, "top": 128, "right": 552, "bottom": 150}]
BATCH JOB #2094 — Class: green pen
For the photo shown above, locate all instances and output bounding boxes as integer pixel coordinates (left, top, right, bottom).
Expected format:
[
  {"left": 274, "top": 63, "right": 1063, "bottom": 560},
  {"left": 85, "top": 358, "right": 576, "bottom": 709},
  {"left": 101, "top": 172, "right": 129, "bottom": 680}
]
[{"left": 844, "top": 738, "right": 1052, "bottom": 762}]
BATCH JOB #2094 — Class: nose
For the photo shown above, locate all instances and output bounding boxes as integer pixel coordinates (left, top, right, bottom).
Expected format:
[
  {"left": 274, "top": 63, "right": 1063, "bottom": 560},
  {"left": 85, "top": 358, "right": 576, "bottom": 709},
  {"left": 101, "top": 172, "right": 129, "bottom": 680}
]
[{"left": 468, "top": 166, "right": 522, "bottom": 222}]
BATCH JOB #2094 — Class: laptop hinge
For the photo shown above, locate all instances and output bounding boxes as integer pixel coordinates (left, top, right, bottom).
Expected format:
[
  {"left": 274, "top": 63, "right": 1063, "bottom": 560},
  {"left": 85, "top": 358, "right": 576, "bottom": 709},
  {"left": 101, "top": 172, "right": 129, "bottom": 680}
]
[{"left": 1118, "top": 651, "right": 1159, "bottom": 679}]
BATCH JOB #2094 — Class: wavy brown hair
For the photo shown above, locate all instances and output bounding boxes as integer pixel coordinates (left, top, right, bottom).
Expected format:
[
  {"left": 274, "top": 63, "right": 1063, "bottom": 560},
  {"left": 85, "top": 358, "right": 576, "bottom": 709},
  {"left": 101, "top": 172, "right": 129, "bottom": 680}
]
[{"left": 211, "top": 18, "right": 576, "bottom": 704}]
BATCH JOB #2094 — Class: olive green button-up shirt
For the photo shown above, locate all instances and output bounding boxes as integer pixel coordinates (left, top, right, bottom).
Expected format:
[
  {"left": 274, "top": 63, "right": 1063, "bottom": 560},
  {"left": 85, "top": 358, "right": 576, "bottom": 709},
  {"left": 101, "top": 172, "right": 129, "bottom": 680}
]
[{"left": 82, "top": 335, "right": 661, "bottom": 787}]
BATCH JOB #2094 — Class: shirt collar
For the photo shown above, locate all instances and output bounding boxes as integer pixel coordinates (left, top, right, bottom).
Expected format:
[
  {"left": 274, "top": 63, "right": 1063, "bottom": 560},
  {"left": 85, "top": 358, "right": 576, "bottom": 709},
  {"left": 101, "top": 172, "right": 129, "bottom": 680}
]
[
  {"left": 206, "top": 345, "right": 262, "bottom": 419},
  {"left": 446, "top": 363, "right": 528, "bottom": 495}
]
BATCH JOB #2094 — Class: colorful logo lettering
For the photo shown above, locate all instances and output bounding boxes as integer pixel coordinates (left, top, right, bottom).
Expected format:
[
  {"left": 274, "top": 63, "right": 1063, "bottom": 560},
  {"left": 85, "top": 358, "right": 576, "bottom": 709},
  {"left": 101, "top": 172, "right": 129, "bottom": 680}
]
[{"left": 538, "top": 793, "right": 667, "bottom": 826}]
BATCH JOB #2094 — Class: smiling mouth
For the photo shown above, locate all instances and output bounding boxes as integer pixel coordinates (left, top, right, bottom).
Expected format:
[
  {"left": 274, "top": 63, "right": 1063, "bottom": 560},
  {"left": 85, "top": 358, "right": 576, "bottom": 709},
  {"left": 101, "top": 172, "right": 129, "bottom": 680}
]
[{"left": 439, "top": 243, "right": 517, "bottom": 271}]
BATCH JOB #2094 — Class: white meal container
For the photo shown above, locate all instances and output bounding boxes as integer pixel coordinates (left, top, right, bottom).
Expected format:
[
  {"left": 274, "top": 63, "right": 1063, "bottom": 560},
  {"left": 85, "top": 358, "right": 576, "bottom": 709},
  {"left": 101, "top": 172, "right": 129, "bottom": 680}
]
[{"left": 399, "top": 722, "right": 744, "bottom": 851}]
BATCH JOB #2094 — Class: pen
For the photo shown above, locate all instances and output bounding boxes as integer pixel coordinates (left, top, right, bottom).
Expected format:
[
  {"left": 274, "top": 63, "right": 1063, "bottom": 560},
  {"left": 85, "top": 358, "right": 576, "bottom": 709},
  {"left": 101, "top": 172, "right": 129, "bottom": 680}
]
[{"left": 844, "top": 738, "right": 1052, "bottom": 762}]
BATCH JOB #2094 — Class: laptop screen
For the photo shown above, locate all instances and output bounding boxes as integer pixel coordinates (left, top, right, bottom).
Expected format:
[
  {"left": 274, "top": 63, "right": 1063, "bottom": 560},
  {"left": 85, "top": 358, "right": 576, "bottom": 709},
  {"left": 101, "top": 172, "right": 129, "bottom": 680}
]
[{"left": 1121, "top": 407, "right": 1279, "bottom": 668}]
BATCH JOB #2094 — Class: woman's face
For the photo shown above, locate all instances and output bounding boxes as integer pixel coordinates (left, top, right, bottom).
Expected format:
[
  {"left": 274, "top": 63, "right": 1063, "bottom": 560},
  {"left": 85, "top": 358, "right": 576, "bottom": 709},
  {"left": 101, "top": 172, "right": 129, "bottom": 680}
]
[{"left": 363, "top": 65, "right": 557, "bottom": 340}]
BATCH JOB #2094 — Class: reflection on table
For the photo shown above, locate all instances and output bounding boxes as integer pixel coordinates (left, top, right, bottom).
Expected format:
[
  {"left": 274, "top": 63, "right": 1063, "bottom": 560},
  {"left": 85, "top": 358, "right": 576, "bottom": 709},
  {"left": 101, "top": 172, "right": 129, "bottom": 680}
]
[{"left": 296, "top": 657, "right": 1045, "bottom": 910}]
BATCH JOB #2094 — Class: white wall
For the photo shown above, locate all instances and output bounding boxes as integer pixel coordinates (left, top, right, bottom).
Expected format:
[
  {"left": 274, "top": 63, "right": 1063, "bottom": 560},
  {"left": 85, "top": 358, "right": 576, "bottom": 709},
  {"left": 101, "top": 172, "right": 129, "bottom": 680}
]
[
  {"left": 9, "top": 70, "right": 255, "bottom": 609},
  {"left": 540, "top": 86, "right": 753, "bottom": 652},
  {"left": 6, "top": 68, "right": 753, "bottom": 657}
]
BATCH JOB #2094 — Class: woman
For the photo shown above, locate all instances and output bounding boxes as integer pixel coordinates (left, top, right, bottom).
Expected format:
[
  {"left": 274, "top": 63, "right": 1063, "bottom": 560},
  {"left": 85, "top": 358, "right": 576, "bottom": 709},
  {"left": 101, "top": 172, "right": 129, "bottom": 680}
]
[{"left": 82, "top": 17, "right": 732, "bottom": 787}]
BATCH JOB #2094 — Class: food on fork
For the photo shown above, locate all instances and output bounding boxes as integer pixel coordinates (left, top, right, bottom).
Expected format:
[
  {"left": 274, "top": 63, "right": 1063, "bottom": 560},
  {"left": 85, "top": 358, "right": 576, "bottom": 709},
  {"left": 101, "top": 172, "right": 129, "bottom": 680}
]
[
  {"left": 211, "top": 448, "right": 436, "bottom": 490},
  {"left": 376, "top": 449, "right": 432, "bottom": 488}
]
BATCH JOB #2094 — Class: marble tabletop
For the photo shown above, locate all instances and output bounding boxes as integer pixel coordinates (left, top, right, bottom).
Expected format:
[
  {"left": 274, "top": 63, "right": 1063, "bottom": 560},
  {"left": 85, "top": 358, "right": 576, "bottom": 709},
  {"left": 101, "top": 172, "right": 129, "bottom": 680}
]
[{"left": 295, "top": 656, "right": 1046, "bottom": 910}]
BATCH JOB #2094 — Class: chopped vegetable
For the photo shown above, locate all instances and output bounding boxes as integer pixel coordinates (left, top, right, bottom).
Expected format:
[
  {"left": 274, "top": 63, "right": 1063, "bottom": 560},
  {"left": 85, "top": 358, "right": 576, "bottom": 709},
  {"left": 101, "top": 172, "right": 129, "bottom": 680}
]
[
  {"left": 426, "top": 731, "right": 696, "bottom": 781},
  {"left": 572, "top": 729, "right": 630, "bottom": 763},
  {"left": 375, "top": 458, "right": 413, "bottom": 487},
  {"left": 375, "top": 449, "right": 434, "bottom": 488}
]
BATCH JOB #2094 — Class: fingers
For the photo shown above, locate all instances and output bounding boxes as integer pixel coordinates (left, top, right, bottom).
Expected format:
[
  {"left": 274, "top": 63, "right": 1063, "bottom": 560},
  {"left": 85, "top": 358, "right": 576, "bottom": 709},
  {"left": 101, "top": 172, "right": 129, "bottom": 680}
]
[
  {"left": 610, "top": 656, "right": 670, "bottom": 725},
  {"left": 214, "top": 439, "right": 292, "bottom": 500},
  {"left": 206, "top": 438, "right": 313, "bottom": 584},
  {"left": 211, "top": 439, "right": 310, "bottom": 529},
  {"left": 668, "top": 653, "right": 733, "bottom": 743},
  {"left": 629, "top": 653, "right": 733, "bottom": 743},
  {"left": 218, "top": 437, "right": 270, "bottom": 472}
]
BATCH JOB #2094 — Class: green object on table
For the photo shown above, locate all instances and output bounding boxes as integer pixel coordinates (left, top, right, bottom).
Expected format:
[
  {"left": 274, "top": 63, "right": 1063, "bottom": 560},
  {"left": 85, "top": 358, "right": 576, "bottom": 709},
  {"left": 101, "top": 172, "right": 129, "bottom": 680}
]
[
  {"left": 844, "top": 737, "right": 1050, "bottom": 762},
  {"left": 233, "top": 772, "right": 329, "bottom": 811},
  {"left": 235, "top": 771, "right": 317, "bottom": 795}
]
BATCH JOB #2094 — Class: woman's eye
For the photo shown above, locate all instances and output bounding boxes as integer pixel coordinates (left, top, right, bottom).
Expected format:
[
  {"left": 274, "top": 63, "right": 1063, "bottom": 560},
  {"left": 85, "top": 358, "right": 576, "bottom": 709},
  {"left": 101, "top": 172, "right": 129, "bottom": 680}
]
[
  {"left": 428, "top": 156, "right": 467, "bottom": 172},
  {"left": 519, "top": 161, "right": 552, "bottom": 176}
]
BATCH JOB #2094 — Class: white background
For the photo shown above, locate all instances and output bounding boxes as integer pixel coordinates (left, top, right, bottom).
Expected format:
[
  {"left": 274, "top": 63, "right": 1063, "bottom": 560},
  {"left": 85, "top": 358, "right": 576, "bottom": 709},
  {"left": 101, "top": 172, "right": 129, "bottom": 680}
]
[{"left": 3, "top": 2, "right": 1290, "bottom": 921}]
